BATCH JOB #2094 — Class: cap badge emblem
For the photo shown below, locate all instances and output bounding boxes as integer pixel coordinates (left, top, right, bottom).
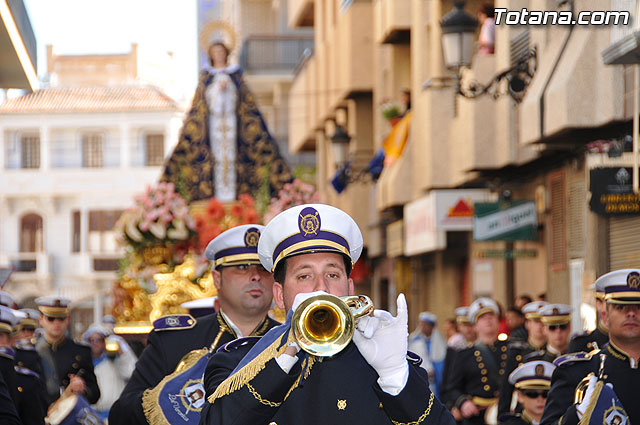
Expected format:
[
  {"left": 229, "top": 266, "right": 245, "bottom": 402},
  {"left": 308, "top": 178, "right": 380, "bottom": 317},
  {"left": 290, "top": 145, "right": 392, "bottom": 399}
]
[
  {"left": 535, "top": 364, "right": 544, "bottom": 376},
  {"left": 552, "top": 308, "right": 559, "bottom": 315},
  {"left": 299, "top": 207, "right": 320, "bottom": 238},
  {"left": 244, "top": 228, "right": 261, "bottom": 247},
  {"left": 337, "top": 399, "right": 347, "bottom": 410},
  {"left": 627, "top": 271, "right": 640, "bottom": 289}
]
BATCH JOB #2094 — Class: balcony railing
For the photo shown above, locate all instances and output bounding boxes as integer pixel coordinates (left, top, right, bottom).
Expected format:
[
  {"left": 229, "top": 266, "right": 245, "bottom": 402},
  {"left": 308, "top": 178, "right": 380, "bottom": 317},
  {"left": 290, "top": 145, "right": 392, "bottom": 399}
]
[
  {"left": 240, "top": 35, "right": 314, "bottom": 74},
  {"left": 3, "top": 252, "right": 50, "bottom": 276}
]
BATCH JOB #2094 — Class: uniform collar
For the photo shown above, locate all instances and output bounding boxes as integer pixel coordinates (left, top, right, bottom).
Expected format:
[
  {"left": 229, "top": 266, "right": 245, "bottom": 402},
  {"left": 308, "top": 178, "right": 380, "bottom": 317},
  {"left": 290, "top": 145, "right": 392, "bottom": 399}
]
[
  {"left": 607, "top": 341, "right": 640, "bottom": 369},
  {"left": 522, "top": 410, "right": 539, "bottom": 425},
  {"left": 546, "top": 344, "right": 563, "bottom": 357},
  {"left": 43, "top": 335, "right": 67, "bottom": 350},
  {"left": 218, "top": 310, "right": 272, "bottom": 339}
]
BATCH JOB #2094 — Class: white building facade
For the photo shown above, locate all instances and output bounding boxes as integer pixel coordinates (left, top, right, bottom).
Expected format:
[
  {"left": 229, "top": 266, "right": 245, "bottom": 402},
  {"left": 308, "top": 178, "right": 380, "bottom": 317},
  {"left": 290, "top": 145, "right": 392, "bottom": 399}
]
[{"left": 0, "top": 86, "right": 183, "bottom": 316}]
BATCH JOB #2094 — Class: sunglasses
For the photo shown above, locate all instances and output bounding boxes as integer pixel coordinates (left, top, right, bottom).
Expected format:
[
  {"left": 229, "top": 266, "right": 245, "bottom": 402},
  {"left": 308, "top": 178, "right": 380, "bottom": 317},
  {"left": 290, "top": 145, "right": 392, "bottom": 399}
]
[
  {"left": 548, "top": 324, "right": 569, "bottom": 331},
  {"left": 45, "top": 316, "right": 67, "bottom": 322},
  {"left": 522, "top": 390, "right": 549, "bottom": 399}
]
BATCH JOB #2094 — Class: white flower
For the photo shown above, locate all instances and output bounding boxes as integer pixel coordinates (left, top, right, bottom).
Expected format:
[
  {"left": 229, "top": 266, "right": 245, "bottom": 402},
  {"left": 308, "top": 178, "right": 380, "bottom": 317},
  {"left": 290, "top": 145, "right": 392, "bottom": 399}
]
[
  {"left": 149, "top": 222, "right": 167, "bottom": 240},
  {"left": 167, "top": 219, "right": 189, "bottom": 240},
  {"left": 125, "top": 221, "right": 144, "bottom": 242}
]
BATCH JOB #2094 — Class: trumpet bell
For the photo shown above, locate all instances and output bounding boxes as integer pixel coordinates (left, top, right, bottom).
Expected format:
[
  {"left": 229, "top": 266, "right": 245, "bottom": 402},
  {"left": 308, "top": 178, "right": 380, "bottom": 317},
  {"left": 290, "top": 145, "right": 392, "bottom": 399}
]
[{"left": 292, "top": 294, "right": 373, "bottom": 357}]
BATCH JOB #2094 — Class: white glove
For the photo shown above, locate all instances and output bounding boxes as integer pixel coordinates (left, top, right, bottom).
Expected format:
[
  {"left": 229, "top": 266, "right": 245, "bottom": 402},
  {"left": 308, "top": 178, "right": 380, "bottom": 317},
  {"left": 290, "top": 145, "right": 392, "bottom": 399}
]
[
  {"left": 291, "top": 290, "right": 329, "bottom": 313},
  {"left": 576, "top": 375, "right": 613, "bottom": 419},
  {"left": 352, "top": 293, "right": 409, "bottom": 395},
  {"left": 276, "top": 291, "right": 329, "bottom": 368}
]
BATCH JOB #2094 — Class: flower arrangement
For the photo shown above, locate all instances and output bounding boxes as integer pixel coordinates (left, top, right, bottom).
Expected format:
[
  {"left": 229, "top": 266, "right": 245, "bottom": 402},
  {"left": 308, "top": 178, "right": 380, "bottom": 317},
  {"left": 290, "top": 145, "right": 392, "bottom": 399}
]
[
  {"left": 114, "top": 182, "right": 197, "bottom": 271},
  {"left": 116, "top": 182, "right": 197, "bottom": 247},
  {"left": 264, "top": 179, "right": 320, "bottom": 224},
  {"left": 380, "top": 100, "right": 402, "bottom": 122},
  {"left": 194, "top": 193, "right": 260, "bottom": 252}
]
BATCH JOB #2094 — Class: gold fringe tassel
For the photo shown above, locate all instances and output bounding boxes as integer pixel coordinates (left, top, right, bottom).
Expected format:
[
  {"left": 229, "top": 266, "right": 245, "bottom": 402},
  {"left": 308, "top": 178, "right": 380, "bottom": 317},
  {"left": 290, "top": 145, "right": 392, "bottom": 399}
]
[
  {"left": 142, "top": 348, "right": 210, "bottom": 425},
  {"left": 577, "top": 380, "right": 604, "bottom": 425},
  {"left": 208, "top": 329, "right": 294, "bottom": 404}
]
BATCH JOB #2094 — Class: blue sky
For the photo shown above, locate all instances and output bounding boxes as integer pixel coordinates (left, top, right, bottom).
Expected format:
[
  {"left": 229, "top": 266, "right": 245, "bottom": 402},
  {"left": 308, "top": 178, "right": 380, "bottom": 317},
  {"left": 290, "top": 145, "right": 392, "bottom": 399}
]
[{"left": 24, "top": 0, "right": 199, "bottom": 96}]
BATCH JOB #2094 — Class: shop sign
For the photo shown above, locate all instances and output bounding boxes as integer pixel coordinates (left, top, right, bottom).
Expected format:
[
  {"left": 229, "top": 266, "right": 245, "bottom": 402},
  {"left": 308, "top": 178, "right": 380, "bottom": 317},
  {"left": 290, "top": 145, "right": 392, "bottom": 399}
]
[
  {"left": 433, "top": 190, "right": 493, "bottom": 231},
  {"left": 589, "top": 167, "right": 640, "bottom": 216},
  {"left": 474, "top": 249, "right": 538, "bottom": 259},
  {"left": 404, "top": 194, "right": 446, "bottom": 255},
  {"left": 386, "top": 220, "right": 404, "bottom": 258},
  {"left": 473, "top": 201, "right": 537, "bottom": 241}
]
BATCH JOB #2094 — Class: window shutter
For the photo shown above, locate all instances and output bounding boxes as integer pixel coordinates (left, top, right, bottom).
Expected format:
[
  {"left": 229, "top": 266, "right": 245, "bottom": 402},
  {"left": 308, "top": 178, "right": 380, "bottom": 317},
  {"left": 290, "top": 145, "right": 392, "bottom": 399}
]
[{"left": 549, "top": 172, "right": 566, "bottom": 271}]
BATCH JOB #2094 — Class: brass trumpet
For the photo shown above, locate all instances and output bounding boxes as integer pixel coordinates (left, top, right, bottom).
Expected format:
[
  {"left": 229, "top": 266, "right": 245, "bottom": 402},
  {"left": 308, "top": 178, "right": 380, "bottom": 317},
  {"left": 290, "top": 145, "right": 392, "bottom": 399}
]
[{"left": 292, "top": 294, "right": 374, "bottom": 357}]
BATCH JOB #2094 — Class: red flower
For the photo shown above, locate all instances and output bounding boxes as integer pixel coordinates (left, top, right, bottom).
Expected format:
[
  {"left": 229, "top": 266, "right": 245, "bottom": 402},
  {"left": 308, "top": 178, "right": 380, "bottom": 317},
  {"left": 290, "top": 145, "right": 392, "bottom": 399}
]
[
  {"left": 238, "top": 193, "right": 255, "bottom": 207},
  {"left": 206, "top": 198, "right": 225, "bottom": 221}
]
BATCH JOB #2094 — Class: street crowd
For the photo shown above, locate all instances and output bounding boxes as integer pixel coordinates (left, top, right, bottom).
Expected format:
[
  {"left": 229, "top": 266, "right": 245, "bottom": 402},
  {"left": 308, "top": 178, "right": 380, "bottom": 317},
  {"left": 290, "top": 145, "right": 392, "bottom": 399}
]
[{"left": 0, "top": 203, "right": 637, "bottom": 425}]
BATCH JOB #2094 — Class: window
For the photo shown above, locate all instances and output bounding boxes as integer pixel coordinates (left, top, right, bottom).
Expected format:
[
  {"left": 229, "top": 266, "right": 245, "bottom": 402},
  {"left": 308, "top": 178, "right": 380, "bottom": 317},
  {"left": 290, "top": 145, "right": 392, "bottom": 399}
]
[
  {"left": 20, "top": 213, "right": 43, "bottom": 252},
  {"left": 21, "top": 135, "right": 40, "bottom": 169},
  {"left": 82, "top": 134, "right": 103, "bottom": 168},
  {"left": 145, "top": 134, "right": 165, "bottom": 166},
  {"left": 88, "top": 210, "right": 122, "bottom": 252}
]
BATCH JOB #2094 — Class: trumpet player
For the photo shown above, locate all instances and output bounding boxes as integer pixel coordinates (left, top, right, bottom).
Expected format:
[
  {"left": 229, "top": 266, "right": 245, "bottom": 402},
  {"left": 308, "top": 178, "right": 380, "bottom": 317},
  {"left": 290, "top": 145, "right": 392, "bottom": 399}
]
[
  {"left": 200, "top": 204, "right": 455, "bottom": 425},
  {"left": 541, "top": 269, "right": 640, "bottom": 425}
]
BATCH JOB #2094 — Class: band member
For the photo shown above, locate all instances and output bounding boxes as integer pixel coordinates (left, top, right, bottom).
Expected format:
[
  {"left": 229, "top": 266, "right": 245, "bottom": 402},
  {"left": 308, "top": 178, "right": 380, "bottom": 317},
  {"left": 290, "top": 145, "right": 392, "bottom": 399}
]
[
  {"left": 441, "top": 306, "right": 477, "bottom": 421},
  {"left": 533, "top": 304, "right": 572, "bottom": 362},
  {"left": 448, "top": 298, "right": 509, "bottom": 425},
  {"left": 541, "top": 269, "right": 640, "bottom": 425},
  {"left": 498, "top": 301, "right": 548, "bottom": 415},
  {"left": 568, "top": 279, "right": 608, "bottom": 353},
  {"left": 109, "top": 224, "right": 279, "bottom": 425},
  {"left": 0, "top": 306, "right": 46, "bottom": 425},
  {"left": 35, "top": 296, "right": 100, "bottom": 406},
  {"left": 199, "top": 204, "right": 455, "bottom": 425},
  {"left": 499, "top": 361, "right": 555, "bottom": 425}
]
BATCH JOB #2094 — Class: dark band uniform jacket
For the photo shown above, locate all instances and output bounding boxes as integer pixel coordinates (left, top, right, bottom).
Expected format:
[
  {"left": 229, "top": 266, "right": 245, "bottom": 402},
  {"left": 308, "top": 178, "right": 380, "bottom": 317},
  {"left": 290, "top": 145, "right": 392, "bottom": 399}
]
[
  {"left": 199, "top": 337, "right": 455, "bottom": 425},
  {"left": 567, "top": 326, "right": 608, "bottom": 354},
  {"left": 540, "top": 344, "right": 639, "bottom": 425},
  {"left": 448, "top": 339, "right": 510, "bottom": 425},
  {"left": 0, "top": 346, "right": 46, "bottom": 425},
  {"left": 36, "top": 336, "right": 100, "bottom": 406},
  {"left": 109, "top": 312, "right": 278, "bottom": 425},
  {"left": 0, "top": 369, "right": 21, "bottom": 425}
]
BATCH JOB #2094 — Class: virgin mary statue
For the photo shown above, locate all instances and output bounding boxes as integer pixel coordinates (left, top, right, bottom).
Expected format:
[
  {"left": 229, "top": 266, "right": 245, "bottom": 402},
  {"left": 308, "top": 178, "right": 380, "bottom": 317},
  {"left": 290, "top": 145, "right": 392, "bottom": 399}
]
[{"left": 160, "top": 41, "right": 292, "bottom": 202}]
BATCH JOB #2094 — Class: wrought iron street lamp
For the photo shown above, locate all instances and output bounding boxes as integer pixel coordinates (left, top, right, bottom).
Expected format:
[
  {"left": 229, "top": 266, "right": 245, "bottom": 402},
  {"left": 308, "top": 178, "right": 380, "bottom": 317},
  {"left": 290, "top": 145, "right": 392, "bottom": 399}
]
[
  {"left": 440, "top": 1, "right": 478, "bottom": 71},
  {"left": 330, "top": 124, "right": 351, "bottom": 167},
  {"left": 436, "top": 1, "right": 537, "bottom": 103}
]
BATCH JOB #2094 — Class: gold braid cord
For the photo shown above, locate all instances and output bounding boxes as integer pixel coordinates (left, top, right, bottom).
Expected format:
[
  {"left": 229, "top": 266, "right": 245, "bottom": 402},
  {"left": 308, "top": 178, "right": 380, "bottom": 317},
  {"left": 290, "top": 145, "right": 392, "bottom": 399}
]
[
  {"left": 246, "top": 383, "right": 282, "bottom": 407},
  {"left": 391, "top": 392, "right": 435, "bottom": 425}
]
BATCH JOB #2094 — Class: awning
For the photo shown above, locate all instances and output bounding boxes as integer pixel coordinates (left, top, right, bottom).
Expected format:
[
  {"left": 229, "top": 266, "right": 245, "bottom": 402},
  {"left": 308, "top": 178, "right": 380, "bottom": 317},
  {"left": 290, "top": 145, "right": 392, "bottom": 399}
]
[{"left": 520, "top": 26, "right": 625, "bottom": 146}]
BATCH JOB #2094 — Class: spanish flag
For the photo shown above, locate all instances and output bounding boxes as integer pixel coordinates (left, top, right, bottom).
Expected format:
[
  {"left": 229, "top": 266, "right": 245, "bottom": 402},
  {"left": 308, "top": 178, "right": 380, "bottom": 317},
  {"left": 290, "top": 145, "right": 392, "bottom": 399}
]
[{"left": 382, "top": 111, "right": 412, "bottom": 165}]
